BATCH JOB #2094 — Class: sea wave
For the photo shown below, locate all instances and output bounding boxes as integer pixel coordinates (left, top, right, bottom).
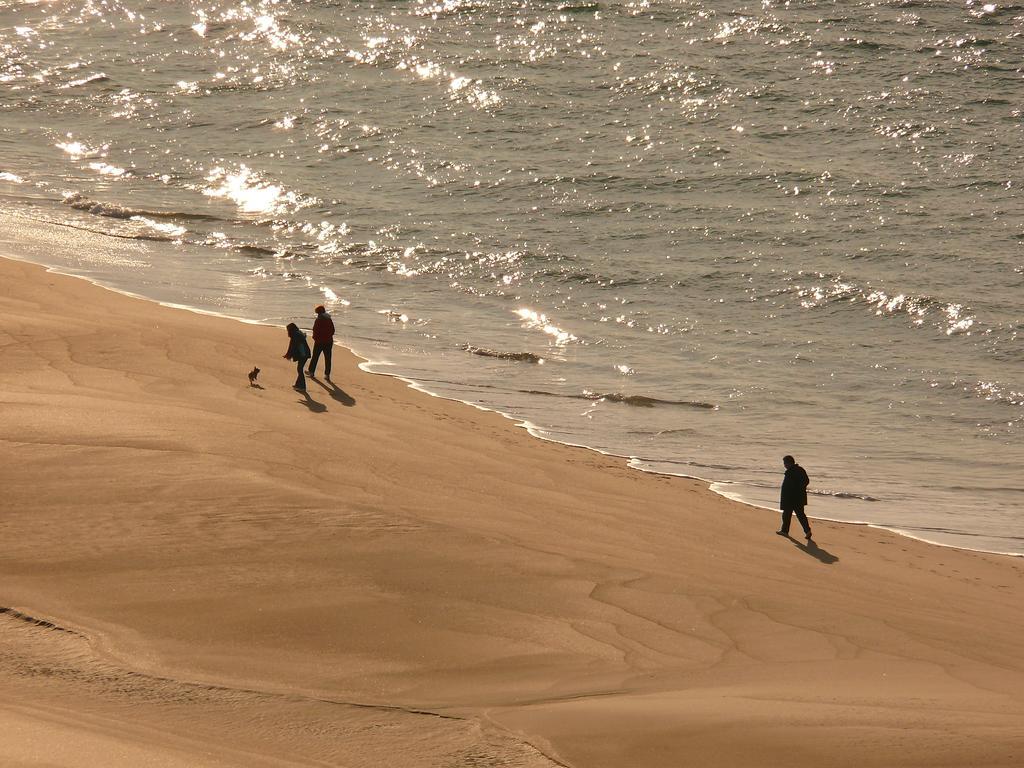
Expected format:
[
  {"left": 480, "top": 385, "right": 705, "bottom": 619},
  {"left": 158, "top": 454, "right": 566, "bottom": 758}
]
[
  {"left": 62, "top": 72, "right": 109, "bottom": 89},
  {"left": 789, "top": 271, "right": 981, "bottom": 336},
  {"left": 558, "top": 2, "right": 600, "bottom": 12},
  {"left": 927, "top": 377, "right": 1024, "bottom": 410},
  {"left": 63, "top": 193, "right": 222, "bottom": 222},
  {"left": 462, "top": 345, "right": 545, "bottom": 364},
  {"left": 522, "top": 389, "right": 717, "bottom": 409},
  {"left": 811, "top": 489, "right": 880, "bottom": 502},
  {"left": 626, "top": 427, "right": 698, "bottom": 436},
  {"left": 23, "top": 217, "right": 177, "bottom": 244}
]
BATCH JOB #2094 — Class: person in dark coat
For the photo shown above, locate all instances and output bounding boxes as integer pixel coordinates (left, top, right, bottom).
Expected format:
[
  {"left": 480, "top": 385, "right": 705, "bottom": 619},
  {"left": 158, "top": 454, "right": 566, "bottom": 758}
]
[
  {"left": 307, "top": 304, "right": 335, "bottom": 379},
  {"left": 283, "top": 322, "right": 311, "bottom": 391},
  {"left": 777, "top": 455, "right": 812, "bottom": 539}
]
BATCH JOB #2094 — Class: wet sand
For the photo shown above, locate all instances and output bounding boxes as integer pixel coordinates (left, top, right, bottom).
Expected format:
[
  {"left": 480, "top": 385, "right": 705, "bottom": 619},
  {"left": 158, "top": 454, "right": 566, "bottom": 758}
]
[{"left": 2, "top": 255, "right": 1023, "bottom": 767}]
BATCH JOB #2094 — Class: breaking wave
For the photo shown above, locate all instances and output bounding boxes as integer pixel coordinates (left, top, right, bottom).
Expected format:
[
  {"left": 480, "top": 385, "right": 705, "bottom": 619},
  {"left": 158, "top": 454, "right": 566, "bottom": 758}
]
[
  {"left": 462, "top": 345, "right": 545, "bottom": 364},
  {"left": 63, "top": 193, "right": 222, "bottom": 222},
  {"left": 522, "top": 389, "right": 717, "bottom": 409},
  {"left": 789, "top": 272, "right": 981, "bottom": 337},
  {"left": 811, "top": 489, "right": 880, "bottom": 502}
]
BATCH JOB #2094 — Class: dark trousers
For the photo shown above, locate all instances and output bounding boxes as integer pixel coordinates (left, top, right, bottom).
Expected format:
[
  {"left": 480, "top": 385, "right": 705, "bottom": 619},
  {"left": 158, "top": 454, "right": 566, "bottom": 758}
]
[
  {"left": 781, "top": 507, "right": 811, "bottom": 535},
  {"left": 309, "top": 341, "right": 332, "bottom": 377},
  {"left": 294, "top": 359, "right": 306, "bottom": 390}
]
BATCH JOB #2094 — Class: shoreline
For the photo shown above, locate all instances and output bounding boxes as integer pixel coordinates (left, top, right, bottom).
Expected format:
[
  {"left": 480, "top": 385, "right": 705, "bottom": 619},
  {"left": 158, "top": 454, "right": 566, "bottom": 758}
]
[
  {"left": 3, "top": 252, "right": 1024, "bottom": 766},
  {"left": 2, "top": 245, "right": 1018, "bottom": 560}
]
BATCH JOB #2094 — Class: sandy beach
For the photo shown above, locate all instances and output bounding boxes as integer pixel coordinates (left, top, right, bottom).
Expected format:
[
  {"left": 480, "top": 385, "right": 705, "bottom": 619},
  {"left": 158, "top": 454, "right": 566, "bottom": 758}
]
[{"left": 2, "top": 254, "right": 1023, "bottom": 767}]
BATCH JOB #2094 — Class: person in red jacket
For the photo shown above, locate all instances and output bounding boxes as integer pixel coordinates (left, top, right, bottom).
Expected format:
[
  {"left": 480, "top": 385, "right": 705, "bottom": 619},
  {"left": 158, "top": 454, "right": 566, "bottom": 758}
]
[{"left": 308, "top": 304, "right": 335, "bottom": 379}]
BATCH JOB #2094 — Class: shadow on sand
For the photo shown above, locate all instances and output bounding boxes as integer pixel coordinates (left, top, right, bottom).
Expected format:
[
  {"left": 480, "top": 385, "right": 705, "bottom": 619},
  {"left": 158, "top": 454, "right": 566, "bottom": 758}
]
[
  {"left": 310, "top": 376, "right": 356, "bottom": 406},
  {"left": 793, "top": 537, "right": 839, "bottom": 564},
  {"left": 778, "top": 532, "right": 839, "bottom": 564},
  {"left": 295, "top": 389, "right": 327, "bottom": 413}
]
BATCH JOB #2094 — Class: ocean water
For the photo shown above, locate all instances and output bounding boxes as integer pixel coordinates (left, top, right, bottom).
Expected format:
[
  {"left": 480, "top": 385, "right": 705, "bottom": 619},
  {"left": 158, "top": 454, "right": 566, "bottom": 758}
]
[{"left": 1, "top": 0, "right": 1021, "bottom": 554}]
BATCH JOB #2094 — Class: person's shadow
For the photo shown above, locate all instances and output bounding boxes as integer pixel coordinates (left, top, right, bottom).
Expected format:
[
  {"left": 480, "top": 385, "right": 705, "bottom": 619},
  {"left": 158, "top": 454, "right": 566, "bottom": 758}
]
[
  {"left": 778, "top": 532, "right": 839, "bottom": 564},
  {"left": 311, "top": 376, "right": 356, "bottom": 407},
  {"left": 296, "top": 389, "right": 327, "bottom": 413},
  {"left": 793, "top": 536, "right": 839, "bottom": 564}
]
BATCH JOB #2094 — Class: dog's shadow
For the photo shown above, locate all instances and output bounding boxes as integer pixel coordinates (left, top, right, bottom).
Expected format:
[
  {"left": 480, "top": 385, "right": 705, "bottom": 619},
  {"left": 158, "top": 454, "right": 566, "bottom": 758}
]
[
  {"left": 248, "top": 383, "right": 265, "bottom": 390},
  {"left": 311, "top": 377, "right": 356, "bottom": 406}
]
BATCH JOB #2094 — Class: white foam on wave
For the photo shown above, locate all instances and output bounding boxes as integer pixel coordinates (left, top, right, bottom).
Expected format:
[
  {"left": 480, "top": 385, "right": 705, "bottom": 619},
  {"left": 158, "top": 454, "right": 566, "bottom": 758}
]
[
  {"left": 56, "top": 139, "right": 106, "bottom": 160},
  {"left": 87, "top": 162, "right": 127, "bottom": 177},
  {"left": 202, "top": 165, "right": 315, "bottom": 215},
  {"left": 130, "top": 217, "right": 186, "bottom": 238}
]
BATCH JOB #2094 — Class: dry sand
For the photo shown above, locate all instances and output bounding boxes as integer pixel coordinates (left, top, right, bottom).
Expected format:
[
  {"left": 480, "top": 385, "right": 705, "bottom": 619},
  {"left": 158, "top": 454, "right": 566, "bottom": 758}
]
[{"left": 1, "top": 254, "right": 1023, "bottom": 767}]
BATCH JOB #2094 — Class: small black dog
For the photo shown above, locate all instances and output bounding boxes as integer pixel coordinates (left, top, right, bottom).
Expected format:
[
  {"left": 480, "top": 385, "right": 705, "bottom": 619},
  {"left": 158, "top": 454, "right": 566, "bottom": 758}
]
[{"left": 248, "top": 366, "right": 260, "bottom": 386}]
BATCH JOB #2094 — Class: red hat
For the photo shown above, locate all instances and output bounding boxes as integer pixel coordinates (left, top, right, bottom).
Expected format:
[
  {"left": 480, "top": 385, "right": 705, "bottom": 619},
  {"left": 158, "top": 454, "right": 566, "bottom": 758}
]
[{"left": 314, "top": 305, "right": 326, "bottom": 314}]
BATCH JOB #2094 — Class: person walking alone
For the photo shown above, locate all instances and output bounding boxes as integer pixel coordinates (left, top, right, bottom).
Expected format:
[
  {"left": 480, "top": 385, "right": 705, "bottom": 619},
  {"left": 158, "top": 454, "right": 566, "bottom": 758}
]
[
  {"left": 777, "top": 455, "right": 812, "bottom": 540},
  {"left": 308, "top": 304, "right": 335, "bottom": 379},
  {"left": 283, "top": 322, "right": 311, "bottom": 391}
]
